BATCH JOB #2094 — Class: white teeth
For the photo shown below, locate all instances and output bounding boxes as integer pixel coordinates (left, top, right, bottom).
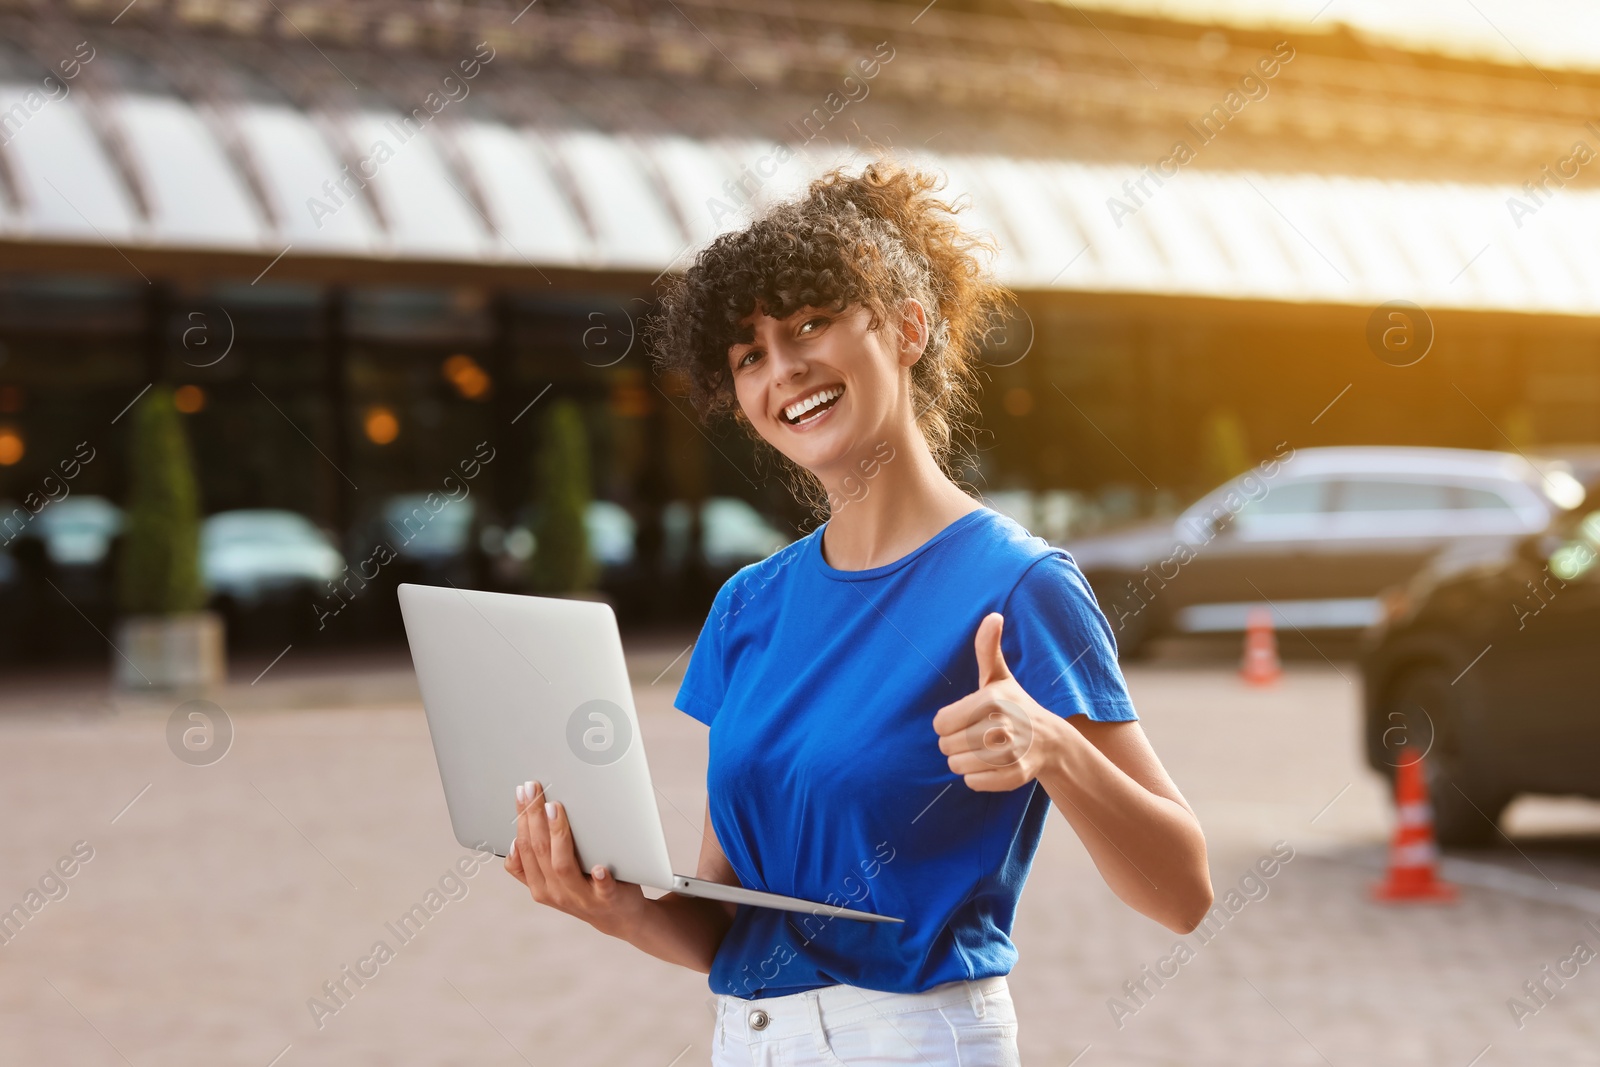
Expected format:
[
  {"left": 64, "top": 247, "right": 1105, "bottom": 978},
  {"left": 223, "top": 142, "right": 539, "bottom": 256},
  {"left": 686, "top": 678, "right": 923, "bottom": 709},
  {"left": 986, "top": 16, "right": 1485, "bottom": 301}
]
[{"left": 784, "top": 386, "right": 842, "bottom": 422}]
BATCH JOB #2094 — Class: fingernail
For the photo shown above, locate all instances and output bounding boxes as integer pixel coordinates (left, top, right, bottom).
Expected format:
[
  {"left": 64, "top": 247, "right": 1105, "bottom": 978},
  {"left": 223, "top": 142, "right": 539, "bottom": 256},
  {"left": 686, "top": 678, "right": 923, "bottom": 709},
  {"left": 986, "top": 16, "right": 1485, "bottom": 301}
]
[
  {"left": 594, "top": 866, "right": 607, "bottom": 880},
  {"left": 545, "top": 801, "right": 557, "bottom": 821},
  {"left": 508, "top": 838, "right": 517, "bottom": 855},
  {"left": 516, "top": 784, "right": 525, "bottom": 804}
]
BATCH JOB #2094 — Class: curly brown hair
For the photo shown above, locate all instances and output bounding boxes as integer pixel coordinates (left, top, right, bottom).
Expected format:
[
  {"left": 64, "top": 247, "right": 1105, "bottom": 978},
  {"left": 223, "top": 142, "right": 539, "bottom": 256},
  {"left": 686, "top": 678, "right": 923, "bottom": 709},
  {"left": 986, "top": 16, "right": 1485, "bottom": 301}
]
[{"left": 649, "top": 158, "right": 1012, "bottom": 517}]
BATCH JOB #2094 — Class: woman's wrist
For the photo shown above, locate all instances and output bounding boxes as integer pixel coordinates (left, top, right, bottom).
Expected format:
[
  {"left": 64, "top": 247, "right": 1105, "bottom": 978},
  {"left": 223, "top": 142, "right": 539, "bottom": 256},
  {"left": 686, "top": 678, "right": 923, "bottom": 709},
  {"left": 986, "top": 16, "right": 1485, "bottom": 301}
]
[
  {"left": 594, "top": 892, "right": 727, "bottom": 975},
  {"left": 1036, "top": 709, "right": 1090, "bottom": 795},
  {"left": 590, "top": 892, "right": 650, "bottom": 942}
]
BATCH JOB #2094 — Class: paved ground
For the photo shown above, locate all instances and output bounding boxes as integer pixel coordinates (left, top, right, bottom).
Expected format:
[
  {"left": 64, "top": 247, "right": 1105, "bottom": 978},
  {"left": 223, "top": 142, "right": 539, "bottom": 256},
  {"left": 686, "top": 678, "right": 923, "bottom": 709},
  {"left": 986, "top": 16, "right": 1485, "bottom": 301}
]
[{"left": 3, "top": 639, "right": 1600, "bottom": 1066}]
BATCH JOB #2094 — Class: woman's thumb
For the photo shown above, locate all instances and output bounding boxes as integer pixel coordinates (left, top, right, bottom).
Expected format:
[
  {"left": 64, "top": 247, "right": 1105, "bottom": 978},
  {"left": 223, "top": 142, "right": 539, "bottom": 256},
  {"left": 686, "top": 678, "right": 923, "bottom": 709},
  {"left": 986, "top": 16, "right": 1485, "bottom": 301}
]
[{"left": 975, "top": 612, "right": 1011, "bottom": 686}]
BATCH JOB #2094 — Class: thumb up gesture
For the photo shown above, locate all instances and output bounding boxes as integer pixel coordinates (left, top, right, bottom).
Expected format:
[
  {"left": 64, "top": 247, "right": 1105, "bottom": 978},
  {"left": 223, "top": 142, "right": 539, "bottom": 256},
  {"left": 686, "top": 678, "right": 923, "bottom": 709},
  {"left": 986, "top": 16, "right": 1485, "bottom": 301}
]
[{"left": 933, "top": 613, "right": 1062, "bottom": 792}]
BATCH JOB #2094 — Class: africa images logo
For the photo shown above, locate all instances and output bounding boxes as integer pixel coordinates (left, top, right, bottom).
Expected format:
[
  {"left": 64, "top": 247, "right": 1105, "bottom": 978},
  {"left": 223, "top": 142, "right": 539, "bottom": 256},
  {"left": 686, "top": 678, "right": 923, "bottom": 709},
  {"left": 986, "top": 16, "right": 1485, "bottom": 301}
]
[{"left": 566, "top": 699, "right": 633, "bottom": 766}]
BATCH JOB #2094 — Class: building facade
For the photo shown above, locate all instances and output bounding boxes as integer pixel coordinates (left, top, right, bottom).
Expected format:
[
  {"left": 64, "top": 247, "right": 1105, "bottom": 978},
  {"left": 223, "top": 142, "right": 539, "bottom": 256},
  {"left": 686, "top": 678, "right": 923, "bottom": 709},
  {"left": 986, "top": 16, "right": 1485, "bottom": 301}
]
[{"left": 1, "top": 0, "right": 1597, "bottom": 646}]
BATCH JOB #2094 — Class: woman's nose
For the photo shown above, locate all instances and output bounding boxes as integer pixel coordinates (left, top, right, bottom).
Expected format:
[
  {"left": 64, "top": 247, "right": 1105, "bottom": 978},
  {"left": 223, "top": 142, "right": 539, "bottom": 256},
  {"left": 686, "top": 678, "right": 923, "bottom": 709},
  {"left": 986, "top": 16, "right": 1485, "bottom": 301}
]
[{"left": 764, "top": 340, "right": 806, "bottom": 380}]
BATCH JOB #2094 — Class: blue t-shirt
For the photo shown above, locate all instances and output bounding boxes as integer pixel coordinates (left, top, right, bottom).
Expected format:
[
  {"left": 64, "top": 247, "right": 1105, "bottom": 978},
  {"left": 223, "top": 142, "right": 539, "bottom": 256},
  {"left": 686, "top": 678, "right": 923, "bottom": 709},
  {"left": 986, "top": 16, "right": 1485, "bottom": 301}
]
[{"left": 673, "top": 505, "right": 1137, "bottom": 1000}]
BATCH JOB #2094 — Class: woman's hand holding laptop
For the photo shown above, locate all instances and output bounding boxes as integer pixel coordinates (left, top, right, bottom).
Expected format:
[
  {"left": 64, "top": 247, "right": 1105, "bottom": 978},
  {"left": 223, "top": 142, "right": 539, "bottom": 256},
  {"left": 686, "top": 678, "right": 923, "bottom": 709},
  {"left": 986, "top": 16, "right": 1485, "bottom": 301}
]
[
  {"left": 505, "top": 780, "right": 647, "bottom": 937},
  {"left": 502, "top": 778, "right": 745, "bottom": 974}
]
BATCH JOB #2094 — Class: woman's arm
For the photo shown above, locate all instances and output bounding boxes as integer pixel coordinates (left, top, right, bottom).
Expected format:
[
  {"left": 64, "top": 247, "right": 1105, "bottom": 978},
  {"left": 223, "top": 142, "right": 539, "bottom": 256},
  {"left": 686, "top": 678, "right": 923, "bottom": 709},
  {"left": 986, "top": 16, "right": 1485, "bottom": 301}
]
[
  {"left": 934, "top": 613, "right": 1213, "bottom": 934},
  {"left": 1035, "top": 718, "right": 1213, "bottom": 934},
  {"left": 506, "top": 784, "right": 738, "bottom": 972}
]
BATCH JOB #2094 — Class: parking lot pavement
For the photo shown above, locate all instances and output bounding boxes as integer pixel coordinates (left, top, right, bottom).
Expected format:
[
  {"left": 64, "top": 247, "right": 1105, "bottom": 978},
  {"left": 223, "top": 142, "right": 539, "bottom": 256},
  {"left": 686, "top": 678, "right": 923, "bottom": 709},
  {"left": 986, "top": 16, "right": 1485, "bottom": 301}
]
[{"left": 2, "top": 643, "right": 1600, "bottom": 1065}]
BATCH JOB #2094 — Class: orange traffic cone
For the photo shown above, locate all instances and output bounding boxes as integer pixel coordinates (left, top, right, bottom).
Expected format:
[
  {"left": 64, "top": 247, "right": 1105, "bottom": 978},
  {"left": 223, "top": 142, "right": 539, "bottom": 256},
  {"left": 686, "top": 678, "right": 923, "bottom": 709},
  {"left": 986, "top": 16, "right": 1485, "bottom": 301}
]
[
  {"left": 1372, "top": 748, "right": 1458, "bottom": 903},
  {"left": 1240, "top": 606, "right": 1281, "bottom": 686}
]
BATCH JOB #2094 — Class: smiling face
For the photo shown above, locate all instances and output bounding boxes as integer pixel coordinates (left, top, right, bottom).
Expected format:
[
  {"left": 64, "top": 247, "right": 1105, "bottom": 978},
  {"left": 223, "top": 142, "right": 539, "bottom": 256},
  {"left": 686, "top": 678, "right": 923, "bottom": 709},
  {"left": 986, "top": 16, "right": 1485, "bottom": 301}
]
[{"left": 726, "top": 301, "right": 926, "bottom": 480}]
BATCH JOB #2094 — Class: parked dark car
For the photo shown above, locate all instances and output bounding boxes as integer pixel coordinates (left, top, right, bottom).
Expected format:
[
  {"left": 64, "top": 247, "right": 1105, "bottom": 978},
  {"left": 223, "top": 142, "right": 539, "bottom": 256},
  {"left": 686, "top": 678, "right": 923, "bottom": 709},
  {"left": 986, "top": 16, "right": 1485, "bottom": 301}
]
[
  {"left": 203, "top": 509, "right": 344, "bottom": 606},
  {"left": 1066, "top": 447, "right": 1584, "bottom": 657},
  {"left": 367, "top": 492, "right": 481, "bottom": 589},
  {"left": 1, "top": 497, "right": 122, "bottom": 660},
  {"left": 1359, "top": 502, "right": 1600, "bottom": 845},
  {"left": 202, "top": 509, "right": 345, "bottom": 643}
]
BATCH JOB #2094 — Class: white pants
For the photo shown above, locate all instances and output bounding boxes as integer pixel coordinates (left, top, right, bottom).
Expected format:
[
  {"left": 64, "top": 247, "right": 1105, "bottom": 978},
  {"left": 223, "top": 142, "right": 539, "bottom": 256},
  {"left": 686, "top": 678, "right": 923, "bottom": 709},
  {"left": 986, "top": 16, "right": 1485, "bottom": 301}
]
[{"left": 710, "top": 975, "right": 1021, "bottom": 1066}]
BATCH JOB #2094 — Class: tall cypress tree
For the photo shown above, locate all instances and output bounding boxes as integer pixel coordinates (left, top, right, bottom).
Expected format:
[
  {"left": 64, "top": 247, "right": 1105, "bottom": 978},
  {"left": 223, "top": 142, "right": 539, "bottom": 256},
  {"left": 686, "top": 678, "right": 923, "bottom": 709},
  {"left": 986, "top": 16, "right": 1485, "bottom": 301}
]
[
  {"left": 529, "top": 398, "right": 597, "bottom": 594},
  {"left": 118, "top": 386, "right": 206, "bottom": 615}
]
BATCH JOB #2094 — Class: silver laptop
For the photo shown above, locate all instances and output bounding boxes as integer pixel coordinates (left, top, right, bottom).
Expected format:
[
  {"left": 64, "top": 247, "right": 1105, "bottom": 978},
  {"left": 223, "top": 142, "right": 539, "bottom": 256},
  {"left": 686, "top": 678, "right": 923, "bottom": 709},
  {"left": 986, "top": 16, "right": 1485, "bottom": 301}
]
[{"left": 397, "top": 583, "right": 900, "bottom": 924}]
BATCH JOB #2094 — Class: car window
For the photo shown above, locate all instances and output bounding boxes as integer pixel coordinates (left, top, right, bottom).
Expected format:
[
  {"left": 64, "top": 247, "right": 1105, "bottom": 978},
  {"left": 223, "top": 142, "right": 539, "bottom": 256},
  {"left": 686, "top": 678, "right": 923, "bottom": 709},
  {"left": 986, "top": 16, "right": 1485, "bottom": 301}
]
[
  {"left": 34, "top": 496, "right": 122, "bottom": 536},
  {"left": 1452, "top": 486, "right": 1515, "bottom": 511},
  {"left": 660, "top": 497, "right": 790, "bottom": 567},
  {"left": 584, "top": 501, "right": 637, "bottom": 566},
  {"left": 1235, "top": 479, "right": 1330, "bottom": 517},
  {"left": 204, "top": 511, "right": 321, "bottom": 545},
  {"left": 1334, "top": 480, "right": 1453, "bottom": 512},
  {"left": 384, "top": 496, "right": 474, "bottom": 553},
  {"left": 702, "top": 497, "right": 789, "bottom": 564}
]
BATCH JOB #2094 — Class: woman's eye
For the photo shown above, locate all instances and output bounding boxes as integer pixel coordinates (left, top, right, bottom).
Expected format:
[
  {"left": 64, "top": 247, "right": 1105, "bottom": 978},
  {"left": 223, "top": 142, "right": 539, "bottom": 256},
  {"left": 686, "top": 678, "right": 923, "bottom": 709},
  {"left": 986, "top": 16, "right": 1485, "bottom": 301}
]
[
  {"left": 737, "top": 350, "right": 760, "bottom": 368},
  {"left": 799, "top": 316, "right": 829, "bottom": 335}
]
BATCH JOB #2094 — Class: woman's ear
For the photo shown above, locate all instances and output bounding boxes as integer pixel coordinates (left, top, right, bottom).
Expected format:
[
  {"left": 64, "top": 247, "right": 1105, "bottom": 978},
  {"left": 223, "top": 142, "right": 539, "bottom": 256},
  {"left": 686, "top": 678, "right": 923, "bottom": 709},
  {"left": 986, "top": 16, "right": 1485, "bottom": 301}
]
[{"left": 898, "top": 299, "right": 929, "bottom": 367}]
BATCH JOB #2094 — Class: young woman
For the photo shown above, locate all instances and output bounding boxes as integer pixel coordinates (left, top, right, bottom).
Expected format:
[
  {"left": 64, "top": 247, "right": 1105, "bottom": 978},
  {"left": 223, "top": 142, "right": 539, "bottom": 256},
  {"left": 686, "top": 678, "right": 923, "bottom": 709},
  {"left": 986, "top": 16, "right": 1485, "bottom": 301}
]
[{"left": 505, "top": 161, "right": 1212, "bottom": 1065}]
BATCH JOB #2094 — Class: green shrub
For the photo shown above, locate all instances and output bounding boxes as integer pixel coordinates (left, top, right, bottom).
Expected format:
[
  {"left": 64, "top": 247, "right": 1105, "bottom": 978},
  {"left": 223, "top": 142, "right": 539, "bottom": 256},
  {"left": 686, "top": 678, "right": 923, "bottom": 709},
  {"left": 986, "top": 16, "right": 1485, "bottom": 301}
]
[
  {"left": 118, "top": 386, "right": 206, "bottom": 615},
  {"left": 529, "top": 399, "right": 597, "bottom": 594}
]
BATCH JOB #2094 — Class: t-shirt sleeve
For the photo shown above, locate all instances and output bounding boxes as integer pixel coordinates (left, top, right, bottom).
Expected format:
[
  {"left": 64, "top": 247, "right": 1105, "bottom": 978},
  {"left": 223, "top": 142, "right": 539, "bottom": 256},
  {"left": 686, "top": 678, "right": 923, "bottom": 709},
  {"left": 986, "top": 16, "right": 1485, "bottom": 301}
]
[
  {"left": 1000, "top": 551, "right": 1138, "bottom": 722},
  {"left": 673, "top": 582, "right": 732, "bottom": 727}
]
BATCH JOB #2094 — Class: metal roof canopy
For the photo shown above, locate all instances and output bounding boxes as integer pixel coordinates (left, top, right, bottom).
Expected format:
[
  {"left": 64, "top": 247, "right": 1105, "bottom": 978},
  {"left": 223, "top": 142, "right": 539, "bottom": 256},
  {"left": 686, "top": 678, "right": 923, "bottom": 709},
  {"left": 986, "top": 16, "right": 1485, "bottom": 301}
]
[
  {"left": 0, "top": 82, "right": 1594, "bottom": 316},
  {"left": 1052, "top": 0, "right": 1600, "bottom": 76}
]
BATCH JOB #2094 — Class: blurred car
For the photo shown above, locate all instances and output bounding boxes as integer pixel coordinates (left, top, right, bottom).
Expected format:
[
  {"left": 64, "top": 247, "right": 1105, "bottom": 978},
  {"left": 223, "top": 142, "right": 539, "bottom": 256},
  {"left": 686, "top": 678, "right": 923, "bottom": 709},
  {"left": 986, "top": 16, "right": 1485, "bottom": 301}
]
[
  {"left": 202, "top": 509, "right": 344, "bottom": 605},
  {"left": 30, "top": 495, "right": 123, "bottom": 567},
  {"left": 1360, "top": 502, "right": 1600, "bottom": 845},
  {"left": 584, "top": 500, "right": 641, "bottom": 568},
  {"left": 19, "top": 495, "right": 125, "bottom": 610},
  {"left": 480, "top": 500, "right": 637, "bottom": 587},
  {"left": 362, "top": 493, "right": 481, "bottom": 588},
  {"left": 664, "top": 496, "right": 791, "bottom": 570},
  {"left": 6, "top": 494, "right": 121, "bottom": 582},
  {"left": 1066, "top": 447, "right": 1584, "bottom": 657},
  {"left": 482, "top": 496, "right": 790, "bottom": 590},
  {"left": 379, "top": 493, "right": 477, "bottom": 564}
]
